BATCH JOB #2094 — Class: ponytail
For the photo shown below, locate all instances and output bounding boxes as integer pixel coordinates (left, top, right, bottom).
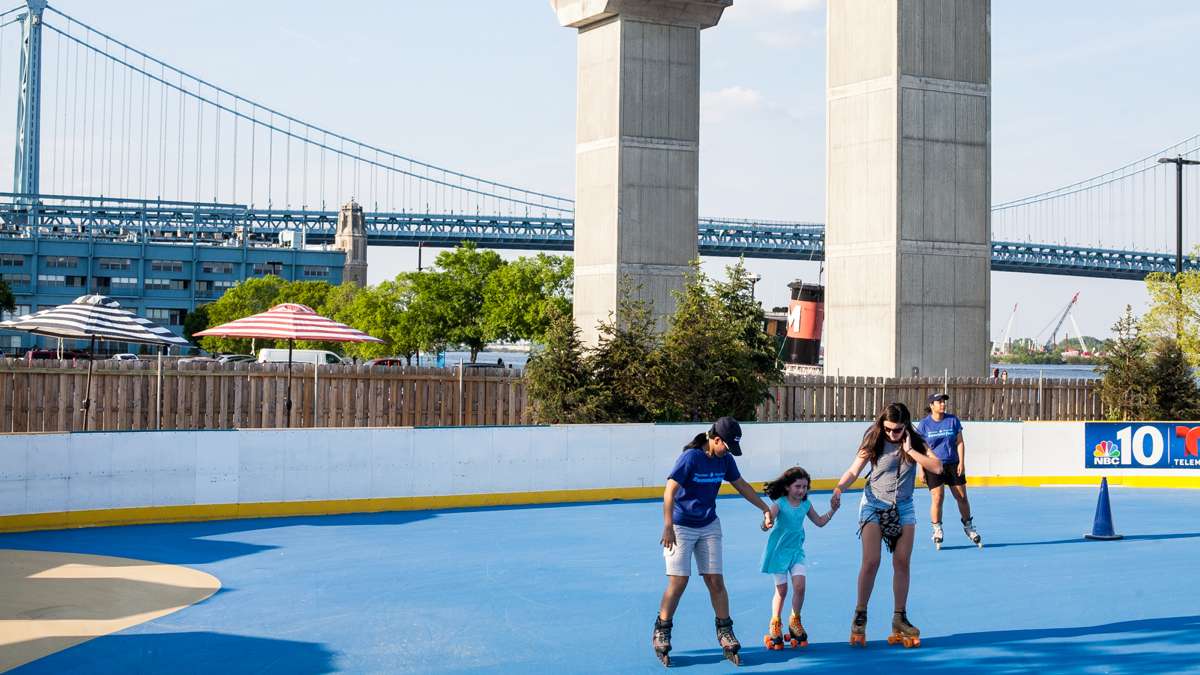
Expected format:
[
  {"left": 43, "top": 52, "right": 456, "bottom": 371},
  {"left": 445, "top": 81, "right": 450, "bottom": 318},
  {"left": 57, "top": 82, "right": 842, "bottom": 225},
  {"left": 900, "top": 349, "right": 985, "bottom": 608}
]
[{"left": 683, "top": 431, "right": 709, "bottom": 451}]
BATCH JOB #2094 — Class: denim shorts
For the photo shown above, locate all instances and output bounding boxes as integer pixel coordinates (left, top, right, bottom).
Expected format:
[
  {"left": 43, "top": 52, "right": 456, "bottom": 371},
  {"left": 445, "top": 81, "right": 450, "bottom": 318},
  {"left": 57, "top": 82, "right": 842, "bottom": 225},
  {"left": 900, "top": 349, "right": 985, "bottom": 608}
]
[{"left": 858, "top": 494, "right": 916, "bottom": 528}]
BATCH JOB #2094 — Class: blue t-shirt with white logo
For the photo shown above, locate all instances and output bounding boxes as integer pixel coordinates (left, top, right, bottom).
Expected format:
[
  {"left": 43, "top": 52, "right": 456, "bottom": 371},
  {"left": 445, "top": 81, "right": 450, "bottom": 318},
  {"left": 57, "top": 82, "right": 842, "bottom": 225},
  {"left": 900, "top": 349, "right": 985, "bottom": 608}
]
[
  {"left": 668, "top": 447, "right": 742, "bottom": 528},
  {"left": 917, "top": 414, "right": 963, "bottom": 463}
]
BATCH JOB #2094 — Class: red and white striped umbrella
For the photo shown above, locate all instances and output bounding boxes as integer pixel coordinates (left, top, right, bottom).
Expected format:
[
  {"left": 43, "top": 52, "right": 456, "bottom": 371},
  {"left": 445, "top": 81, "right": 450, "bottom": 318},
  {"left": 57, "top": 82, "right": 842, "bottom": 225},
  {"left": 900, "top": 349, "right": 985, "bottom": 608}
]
[
  {"left": 194, "top": 303, "right": 383, "bottom": 343},
  {"left": 194, "top": 303, "right": 381, "bottom": 428}
]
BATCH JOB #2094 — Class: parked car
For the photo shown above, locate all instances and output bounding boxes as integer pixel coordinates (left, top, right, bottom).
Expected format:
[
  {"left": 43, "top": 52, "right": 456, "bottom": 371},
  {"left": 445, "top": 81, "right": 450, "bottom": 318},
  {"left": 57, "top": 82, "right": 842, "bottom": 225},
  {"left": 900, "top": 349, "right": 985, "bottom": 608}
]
[
  {"left": 25, "top": 349, "right": 91, "bottom": 361},
  {"left": 366, "top": 357, "right": 408, "bottom": 368},
  {"left": 111, "top": 353, "right": 139, "bottom": 361},
  {"left": 177, "top": 356, "right": 219, "bottom": 365},
  {"left": 258, "top": 348, "right": 344, "bottom": 365},
  {"left": 216, "top": 353, "right": 256, "bottom": 364}
]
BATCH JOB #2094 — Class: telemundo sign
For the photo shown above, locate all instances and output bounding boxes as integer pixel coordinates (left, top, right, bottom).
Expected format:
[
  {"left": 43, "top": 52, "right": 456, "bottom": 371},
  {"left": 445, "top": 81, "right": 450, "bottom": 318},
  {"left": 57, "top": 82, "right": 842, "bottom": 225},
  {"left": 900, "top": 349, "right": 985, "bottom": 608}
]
[{"left": 1085, "top": 423, "right": 1200, "bottom": 469}]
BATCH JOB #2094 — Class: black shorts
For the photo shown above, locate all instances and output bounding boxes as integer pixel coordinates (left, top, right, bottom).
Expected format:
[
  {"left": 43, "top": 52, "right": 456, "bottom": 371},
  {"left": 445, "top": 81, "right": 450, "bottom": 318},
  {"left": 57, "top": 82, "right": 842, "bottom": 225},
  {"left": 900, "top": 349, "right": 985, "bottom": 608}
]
[{"left": 925, "top": 462, "right": 967, "bottom": 489}]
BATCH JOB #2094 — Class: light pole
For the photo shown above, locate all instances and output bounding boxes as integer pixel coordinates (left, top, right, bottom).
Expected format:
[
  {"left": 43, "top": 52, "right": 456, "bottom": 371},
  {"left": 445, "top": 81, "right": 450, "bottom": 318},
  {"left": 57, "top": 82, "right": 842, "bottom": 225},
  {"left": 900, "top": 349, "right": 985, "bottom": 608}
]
[{"left": 1157, "top": 155, "right": 1200, "bottom": 274}]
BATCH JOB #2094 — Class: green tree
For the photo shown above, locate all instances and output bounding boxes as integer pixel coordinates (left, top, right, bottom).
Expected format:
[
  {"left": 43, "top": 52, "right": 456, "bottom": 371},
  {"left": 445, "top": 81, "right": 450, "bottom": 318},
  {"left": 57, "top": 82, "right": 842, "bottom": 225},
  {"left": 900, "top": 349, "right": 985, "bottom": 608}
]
[
  {"left": 654, "top": 261, "right": 780, "bottom": 421},
  {"left": 408, "top": 242, "right": 505, "bottom": 361},
  {"left": 585, "top": 282, "right": 659, "bottom": 422},
  {"left": 524, "top": 306, "right": 595, "bottom": 423},
  {"left": 1148, "top": 337, "right": 1200, "bottom": 420},
  {"left": 482, "top": 254, "right": 573, "bottom": 342},
  {"left": 1097, "top": 306, "right": 1155, "bottom": 421},
  {"left": 331, "top": 280, "right": 421, "bottom": 362},
  {"left": 183, "top": 304, "right": 210, "bottom": 343},
  {"left": 199, "top": 275, "right": 286, "bottom": 353},
  {"left": 0, "top": 280, "right": 16, "bottom": 315},
  {"left": 1143, "top": 268, "right": 1200, "bottom": 366}
]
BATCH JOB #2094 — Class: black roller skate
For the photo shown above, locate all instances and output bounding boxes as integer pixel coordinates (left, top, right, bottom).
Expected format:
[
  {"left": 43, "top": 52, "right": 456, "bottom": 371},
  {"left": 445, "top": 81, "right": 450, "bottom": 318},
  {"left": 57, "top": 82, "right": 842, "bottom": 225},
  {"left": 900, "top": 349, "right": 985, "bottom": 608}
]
[
  {"left": 653, "top": 616, "right": 673, "bottom": 667},
  {"left": 763, "top": 616, "right": 784, "bottom": 650},
  {"left": 715, "top": 616, "right": 741, "bottom": 666},
  {"left": 887, "top": 610, "right": 921, "bottom": 648},
  {"left": 849, "top": 608, "right": 867, "bottom": 647},
  {"left": 787, "top": 611, "right": 808, "bottom": 648},
  {"left": 962, "top": 516, "right": 982, "bottom": 548}
]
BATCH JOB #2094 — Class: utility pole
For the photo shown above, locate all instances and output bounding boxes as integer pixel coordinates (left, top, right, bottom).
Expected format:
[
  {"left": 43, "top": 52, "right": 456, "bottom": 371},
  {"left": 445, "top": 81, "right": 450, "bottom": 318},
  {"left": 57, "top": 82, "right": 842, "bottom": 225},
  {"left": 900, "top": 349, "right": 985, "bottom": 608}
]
[{"left": 1158, "top": 155, "right": 1200, "bottom": 274}]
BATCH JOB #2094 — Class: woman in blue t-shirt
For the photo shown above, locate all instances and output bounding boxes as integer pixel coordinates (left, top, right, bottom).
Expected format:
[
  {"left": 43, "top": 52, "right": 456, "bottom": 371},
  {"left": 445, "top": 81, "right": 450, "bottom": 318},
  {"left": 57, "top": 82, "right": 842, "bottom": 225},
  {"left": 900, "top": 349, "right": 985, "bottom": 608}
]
[
  {"left": 916, "top": 393, "right": 982, "bottom": 549},
  {"left": 651, "top": 416, "right": 774, "bottom": 667}
]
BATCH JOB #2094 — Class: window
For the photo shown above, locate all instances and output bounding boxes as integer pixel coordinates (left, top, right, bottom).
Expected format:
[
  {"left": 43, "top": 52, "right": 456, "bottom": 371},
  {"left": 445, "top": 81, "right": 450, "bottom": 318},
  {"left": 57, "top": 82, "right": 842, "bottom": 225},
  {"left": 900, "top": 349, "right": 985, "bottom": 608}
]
[
  {"left": 0, "top": 304, "right": 30, "bottom": 321},
  {"left": 146, "top": 308, "right": 187, "bottom": 325},
  {"left": 99, "top": 258, "right": 132, "bottom": 271},
  {"left": 0, "top": 254, "right": 24, "bottom": 267},
  {"left": 38, "top": 274, "right": 65, "bottom": 287},
  {"left": 44, "top": 256, "right": 79, "bottom": 268},
  {"left": 302, "top": 266, "right": 329, "bottom": 278},
  {"left": 145, "top": 278, "right": 189, "bottom": 291},
  {"left": 105, "top": 277, "right": 138, "bottom": 289},
  {"left": 201, "top": 261, "right": 234, "bottom": 274},
  {"left": 253, "top": 262, "right": 283, "bottom": 276},
  {"left": 65, "top": 275, "right": 87, "bottom": 288},
  {"left": 1, "top": 273, "right": 30, "bottom": 286},
  {"left": 151, "top": 259, "right": 184, "bottom": 272}
]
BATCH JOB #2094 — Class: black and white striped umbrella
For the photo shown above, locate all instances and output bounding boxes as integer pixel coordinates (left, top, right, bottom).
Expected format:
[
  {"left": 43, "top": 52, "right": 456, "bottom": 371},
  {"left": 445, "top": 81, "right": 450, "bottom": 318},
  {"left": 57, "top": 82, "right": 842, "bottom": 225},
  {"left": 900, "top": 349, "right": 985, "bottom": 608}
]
[
  {"left": 0, "top": 294, "right": 190, "bottom": 347},
  {"left": 0, "top": 295, "right": 191, "bottom": 431}
]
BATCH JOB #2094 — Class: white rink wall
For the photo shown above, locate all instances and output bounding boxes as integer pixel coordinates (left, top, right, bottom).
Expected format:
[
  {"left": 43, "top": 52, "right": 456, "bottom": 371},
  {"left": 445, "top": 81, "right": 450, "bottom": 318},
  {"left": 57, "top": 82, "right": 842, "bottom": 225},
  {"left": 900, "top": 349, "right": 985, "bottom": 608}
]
[{"left": 0, "top": 421, "right": 1191, "bottom": 524}]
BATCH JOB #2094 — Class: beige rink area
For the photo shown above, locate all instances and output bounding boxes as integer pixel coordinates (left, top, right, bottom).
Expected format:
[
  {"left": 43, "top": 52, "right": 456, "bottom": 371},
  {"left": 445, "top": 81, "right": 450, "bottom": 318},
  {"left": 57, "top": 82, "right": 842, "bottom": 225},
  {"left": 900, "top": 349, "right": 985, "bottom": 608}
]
[{"left": 0, "top": 549, "right": 220, "bottom": 672}]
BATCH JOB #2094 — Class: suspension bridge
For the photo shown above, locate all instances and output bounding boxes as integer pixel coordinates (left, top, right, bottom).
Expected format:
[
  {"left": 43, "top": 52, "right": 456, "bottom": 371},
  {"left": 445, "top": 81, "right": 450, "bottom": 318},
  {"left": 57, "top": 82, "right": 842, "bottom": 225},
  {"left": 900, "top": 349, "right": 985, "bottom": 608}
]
[{"left": 1, "top": 2, "right": 1199, "bottom": 280}]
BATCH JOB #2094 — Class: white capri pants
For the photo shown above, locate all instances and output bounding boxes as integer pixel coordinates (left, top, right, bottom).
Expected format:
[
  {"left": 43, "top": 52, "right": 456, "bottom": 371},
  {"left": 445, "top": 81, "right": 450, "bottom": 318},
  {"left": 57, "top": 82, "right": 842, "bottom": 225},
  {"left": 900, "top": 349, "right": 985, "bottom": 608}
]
[{"left": 663, "top": 519, "right": 723, "bottom": 576}]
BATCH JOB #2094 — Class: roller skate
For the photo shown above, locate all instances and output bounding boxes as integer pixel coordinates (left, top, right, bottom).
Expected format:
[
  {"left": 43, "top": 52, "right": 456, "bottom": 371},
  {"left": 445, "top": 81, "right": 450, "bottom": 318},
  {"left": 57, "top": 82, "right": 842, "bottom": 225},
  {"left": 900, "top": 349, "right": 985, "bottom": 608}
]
[
  {"left": 652, "top": 616, "right": 672, "bottom": 667},
  {"left": 962, "top": 516, "right": 983, "bottom": 548},
  {"left": 715, "top": 616, "right": 741, "bottom": 666},
  {"left": 763, "top": 616, "right": 784, "bottom": 650},
  {"left": 849, "top": 608, "right": 867, "bottom": 647},
  {"left": 787, "top": 611, "right": 808, "bottom": 648},
  {"left": 887, "top": 610, "right": 921, "bottom": 648},
  {"left": 932, "top": 521, "right": 944, "bottom": 550}
]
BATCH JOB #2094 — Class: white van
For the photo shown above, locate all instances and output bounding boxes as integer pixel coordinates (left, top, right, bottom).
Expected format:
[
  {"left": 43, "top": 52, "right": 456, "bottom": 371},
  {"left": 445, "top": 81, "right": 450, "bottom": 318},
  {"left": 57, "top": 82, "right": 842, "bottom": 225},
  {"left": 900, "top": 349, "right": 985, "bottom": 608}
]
[{"left": 257, "top": 348, "right": 345, "bottom": 366}]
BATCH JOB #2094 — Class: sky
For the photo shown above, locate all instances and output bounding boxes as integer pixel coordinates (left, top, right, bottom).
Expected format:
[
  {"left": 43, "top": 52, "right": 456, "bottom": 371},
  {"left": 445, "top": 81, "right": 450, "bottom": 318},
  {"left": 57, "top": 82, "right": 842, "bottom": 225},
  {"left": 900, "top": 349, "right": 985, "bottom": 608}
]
[{"left": 15, "top": 0, "right": 1200, "bottom": 340}]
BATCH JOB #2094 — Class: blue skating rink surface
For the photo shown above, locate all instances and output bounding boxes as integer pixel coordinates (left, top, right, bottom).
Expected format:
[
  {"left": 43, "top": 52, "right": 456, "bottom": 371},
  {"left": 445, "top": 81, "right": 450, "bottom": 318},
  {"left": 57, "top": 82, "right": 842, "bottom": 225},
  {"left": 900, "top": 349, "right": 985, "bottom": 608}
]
[{"left": 3, "top": 486, "right": 1200, "bottom": 674}]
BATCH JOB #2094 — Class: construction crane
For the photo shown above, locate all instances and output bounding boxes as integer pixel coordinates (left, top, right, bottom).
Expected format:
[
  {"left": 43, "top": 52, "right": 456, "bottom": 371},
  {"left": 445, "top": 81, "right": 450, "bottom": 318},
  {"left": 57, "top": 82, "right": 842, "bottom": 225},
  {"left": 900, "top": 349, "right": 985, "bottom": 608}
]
[
  {"left": 992, "top": 303, "right": 1018, "bottom": 355},
  {"left": 1043, "top": 292, "right": 1090, "bottom": 354}
]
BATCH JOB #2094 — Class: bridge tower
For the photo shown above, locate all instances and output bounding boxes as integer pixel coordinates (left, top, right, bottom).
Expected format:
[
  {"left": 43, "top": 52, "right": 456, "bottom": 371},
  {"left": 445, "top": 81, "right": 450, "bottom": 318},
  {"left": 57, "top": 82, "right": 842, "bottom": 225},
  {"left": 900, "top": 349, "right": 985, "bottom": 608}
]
[
  {"left": 335, "top": 200, "right": 368, "bottom": 286},
  {"left": 12, "top": 0, "right": 47, "bottom": 198},
  {"left": 551, "top": 0, "right": 731, "bottom": 344},
  {"left": 824, "top": 1, "right": 991, "bottom": 378}
]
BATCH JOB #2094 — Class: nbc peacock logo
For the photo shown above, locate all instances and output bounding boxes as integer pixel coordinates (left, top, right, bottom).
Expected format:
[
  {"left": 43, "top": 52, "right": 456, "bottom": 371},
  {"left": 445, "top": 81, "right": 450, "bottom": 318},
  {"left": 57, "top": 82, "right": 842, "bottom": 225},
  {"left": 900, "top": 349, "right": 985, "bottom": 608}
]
[{"left": 1092, "top": 440, "right": 1121, "bottom": 465}]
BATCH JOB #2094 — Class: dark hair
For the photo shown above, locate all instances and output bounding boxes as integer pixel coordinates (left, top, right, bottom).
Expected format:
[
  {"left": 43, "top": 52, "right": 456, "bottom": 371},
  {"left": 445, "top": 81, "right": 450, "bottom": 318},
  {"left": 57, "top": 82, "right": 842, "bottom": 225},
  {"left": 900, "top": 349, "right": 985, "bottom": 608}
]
[
  {"left": 858, "top": 402, "right": 929, "bottom": 464},
  {"left": 763, "top": 466, "right": 812, "bottom": 500},
  {"left": 684, "top": 430, "right": 714, "bottom": 451}
]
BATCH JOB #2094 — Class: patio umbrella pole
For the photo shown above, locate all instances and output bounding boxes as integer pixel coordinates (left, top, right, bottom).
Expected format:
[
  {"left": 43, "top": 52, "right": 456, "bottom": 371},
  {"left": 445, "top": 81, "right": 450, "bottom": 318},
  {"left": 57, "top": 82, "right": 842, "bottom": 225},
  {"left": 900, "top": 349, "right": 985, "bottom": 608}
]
[
  {"left": 286, "top": 338, "right": 293, "bottom": 428},
  {"left": 82, "top": 336, "right": 96, "bottom": 431},
  {"left": 156, "top": 346, "right": 165, "bottom": 430}
]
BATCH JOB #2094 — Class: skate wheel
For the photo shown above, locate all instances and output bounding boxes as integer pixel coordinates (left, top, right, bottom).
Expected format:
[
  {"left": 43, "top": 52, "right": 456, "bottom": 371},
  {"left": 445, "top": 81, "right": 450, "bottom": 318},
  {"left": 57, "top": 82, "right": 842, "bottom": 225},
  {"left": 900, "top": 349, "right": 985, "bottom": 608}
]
[
  {"left": 910, "top": 637, "right": 921, "bottom": 648},
  {"left": 849, "top": 635, "right": 866, "bottom": 647},
  {"left": 887, "top": 634, "right": 899, "bottom": 645}
]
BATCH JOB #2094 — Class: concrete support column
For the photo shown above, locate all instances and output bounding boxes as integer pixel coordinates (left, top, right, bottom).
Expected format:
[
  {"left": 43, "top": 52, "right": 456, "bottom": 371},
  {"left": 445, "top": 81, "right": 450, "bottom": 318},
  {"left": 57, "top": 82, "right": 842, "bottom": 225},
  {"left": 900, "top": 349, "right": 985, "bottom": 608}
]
[
  {"left": 824, "top": 0, "right": 991, "bottom": 378},
  {"left": 335, "top": 200, "right": 368, "bottom": 286},
  {"left": 551, "top": 0, "right": 730, "bottom": 344}
]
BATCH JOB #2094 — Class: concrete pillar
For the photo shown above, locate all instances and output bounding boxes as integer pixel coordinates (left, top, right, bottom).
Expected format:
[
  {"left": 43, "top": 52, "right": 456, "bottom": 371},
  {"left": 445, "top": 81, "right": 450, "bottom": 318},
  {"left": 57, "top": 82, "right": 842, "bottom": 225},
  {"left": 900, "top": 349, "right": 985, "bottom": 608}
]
[
  {"left": 824, "top": 0, "right": 990, "bottom": 378},
  {"left": 335, "top": 200, "right": 368, "bottom": 286},
  {"left": 551, "top": 0, "right": 731, "bottom": 344}
]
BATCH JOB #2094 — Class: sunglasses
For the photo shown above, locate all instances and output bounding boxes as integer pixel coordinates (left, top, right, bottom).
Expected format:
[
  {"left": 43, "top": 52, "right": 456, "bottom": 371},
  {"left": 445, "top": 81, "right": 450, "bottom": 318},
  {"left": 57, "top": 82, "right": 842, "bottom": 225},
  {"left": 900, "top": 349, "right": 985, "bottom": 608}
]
[{"left": 883, "top": 424, "right": 905, "bottom": 436}]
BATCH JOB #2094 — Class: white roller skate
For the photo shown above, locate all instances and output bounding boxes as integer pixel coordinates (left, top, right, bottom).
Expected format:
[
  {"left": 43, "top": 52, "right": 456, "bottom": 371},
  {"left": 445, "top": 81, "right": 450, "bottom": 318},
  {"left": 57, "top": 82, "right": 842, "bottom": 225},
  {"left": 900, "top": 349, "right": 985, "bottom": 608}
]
[
  {"left": 931, "top": 522, "right": 944, "bottom": 550},
  {"left": 962, "top": 516, "right": 982, "bottom": 548}
]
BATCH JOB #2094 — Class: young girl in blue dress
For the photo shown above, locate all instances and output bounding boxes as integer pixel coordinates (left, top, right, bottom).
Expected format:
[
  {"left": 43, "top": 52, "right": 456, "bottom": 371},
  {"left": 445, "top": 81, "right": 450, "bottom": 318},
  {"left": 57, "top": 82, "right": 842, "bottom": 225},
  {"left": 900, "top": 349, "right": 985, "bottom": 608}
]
[{"left": 759, "top": 466, "right": 839, "bottom": 649}]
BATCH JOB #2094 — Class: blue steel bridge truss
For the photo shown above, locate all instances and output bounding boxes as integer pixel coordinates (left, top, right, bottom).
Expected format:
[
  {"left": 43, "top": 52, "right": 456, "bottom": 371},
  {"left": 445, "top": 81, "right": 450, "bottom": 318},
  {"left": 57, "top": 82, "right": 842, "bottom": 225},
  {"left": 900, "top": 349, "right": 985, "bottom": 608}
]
[{"left": 0, "top": 194, "right": 1192, "bottom": 281}]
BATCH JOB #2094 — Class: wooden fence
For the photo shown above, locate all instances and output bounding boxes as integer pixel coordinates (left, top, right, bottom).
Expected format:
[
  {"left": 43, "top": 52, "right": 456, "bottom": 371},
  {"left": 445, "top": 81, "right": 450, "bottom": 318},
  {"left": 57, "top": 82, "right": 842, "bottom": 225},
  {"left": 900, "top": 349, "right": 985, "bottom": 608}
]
[
  {"left": 0, "top": 359, "right": 528, "bottom": 433},
  {"left": 759, "top": 375, "right": 1102, "bottom": 422},
  {"left": 0, "top": 361, "right": 1101, "bottom": 433}
]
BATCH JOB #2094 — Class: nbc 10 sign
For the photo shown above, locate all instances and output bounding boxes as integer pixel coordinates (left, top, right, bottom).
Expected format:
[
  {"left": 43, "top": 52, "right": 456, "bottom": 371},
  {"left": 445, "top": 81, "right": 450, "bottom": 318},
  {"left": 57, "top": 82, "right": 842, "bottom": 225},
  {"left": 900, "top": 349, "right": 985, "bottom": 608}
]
[{"left": 1085, "top": 423, "right": 1200, "bottom": 469}]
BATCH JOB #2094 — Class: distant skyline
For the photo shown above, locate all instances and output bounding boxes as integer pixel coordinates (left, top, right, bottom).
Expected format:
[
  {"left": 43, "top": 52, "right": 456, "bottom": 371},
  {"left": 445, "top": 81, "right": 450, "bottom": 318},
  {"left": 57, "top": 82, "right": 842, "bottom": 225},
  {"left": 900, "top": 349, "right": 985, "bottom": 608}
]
[{"left": 19, "top": 1, "right": 1200, "bottom": 340}]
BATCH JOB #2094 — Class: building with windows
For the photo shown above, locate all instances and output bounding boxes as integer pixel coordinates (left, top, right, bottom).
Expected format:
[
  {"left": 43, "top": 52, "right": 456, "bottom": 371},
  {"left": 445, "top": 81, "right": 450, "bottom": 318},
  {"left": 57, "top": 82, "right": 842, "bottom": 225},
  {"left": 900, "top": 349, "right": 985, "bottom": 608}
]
[{"left": 0, "top": 237, "right": 346, "bottom": 355}]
